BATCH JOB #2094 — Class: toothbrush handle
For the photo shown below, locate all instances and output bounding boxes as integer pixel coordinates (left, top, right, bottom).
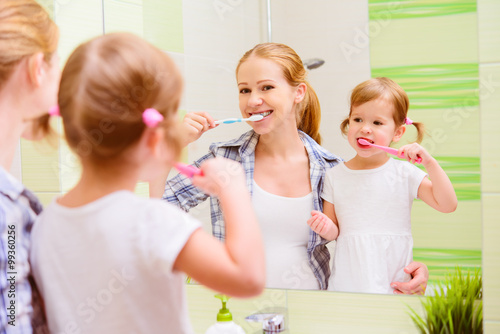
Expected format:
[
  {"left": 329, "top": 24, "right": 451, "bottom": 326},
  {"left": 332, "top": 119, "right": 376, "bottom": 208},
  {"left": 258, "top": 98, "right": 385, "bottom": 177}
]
[
  {"left": 214, "top": 118, "right": 242, "bottom": 125},
  {"left": 373, "top": 144, "right": 422, "bottom": 164},
  {"left": 174, "top": 162, "right": 203, "bottom": 178}
]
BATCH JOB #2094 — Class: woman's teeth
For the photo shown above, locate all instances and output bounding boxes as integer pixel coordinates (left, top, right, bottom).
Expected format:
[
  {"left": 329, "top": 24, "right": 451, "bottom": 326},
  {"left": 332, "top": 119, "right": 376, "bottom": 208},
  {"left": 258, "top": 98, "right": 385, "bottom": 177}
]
[{"left": 259, "top": 111, "right": 272, "bottom": 117}]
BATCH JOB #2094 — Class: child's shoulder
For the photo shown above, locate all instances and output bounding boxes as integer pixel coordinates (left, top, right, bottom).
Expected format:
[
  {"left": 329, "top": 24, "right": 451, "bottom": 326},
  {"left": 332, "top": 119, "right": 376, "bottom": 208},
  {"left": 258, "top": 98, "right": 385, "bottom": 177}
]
[{"left": 324, "top": 161, "right": 347, "bottom": 179}]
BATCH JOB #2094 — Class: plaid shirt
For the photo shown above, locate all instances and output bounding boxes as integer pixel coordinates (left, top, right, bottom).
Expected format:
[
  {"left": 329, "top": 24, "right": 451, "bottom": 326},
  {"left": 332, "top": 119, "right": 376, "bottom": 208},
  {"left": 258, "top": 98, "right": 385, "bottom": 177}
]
[
  {"left": 164, "top": 130, "right": 342, "bottom": 289},
  {"left": 0, "top": 167, "right": 48, "bottom": 334}
]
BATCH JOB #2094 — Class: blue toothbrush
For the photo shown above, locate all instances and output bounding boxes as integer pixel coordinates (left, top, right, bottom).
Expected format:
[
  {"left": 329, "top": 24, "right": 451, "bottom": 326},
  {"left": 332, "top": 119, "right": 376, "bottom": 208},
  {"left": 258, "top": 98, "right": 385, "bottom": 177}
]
[{"left": 214, "top": 114, "right": 264, "bottom": 125}]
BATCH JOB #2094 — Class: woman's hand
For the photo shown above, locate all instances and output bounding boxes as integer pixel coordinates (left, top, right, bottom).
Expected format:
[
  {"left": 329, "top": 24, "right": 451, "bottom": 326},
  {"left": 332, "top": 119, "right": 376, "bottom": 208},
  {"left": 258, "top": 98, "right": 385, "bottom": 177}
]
[
  {"left": 182, "top": 111, "right": 217, "bottom": 145},
  {"left": 391, "top": 261, "right": 429, "bottom": 295}
]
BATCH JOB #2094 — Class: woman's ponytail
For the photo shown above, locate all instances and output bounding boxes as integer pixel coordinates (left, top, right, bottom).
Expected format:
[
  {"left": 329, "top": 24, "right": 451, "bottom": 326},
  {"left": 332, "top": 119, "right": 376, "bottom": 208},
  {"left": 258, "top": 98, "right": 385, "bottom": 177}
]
[{"left": 298, "top": 81, "right": 322, "bottom": 145}]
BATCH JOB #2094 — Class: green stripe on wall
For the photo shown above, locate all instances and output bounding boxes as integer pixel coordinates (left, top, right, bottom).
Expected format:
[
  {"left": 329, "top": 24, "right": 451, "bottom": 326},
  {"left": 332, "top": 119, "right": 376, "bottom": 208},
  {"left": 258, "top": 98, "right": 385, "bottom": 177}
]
[
  {"left": 397, "top": 156, "right": 480, "bottom": 200},
  {"left": 371, "top": 64, "right": 479, "bottom": 109},
  {"left": 413, "top": 248, "right": 481, "bottom": 284},
  {"left": 398, "top": 157, "right": 481, "bottom": 201},
  {"left": 433, "top": 157, "right": 480, "bottom": 201},
  {"left": 369, "top": 0, "right": 477, "bottom": 20}
]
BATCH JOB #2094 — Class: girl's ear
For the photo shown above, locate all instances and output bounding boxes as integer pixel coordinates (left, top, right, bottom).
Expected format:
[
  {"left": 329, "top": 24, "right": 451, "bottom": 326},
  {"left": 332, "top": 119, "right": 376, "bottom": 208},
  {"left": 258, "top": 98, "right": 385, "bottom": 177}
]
[
  {"left": 146, "top": 127, "right": 176, "bottom": 164},
  {"left": 392, "top": 124, "right": 406, "bottom": 142},
  {"left": 294, "top": 82, "right": 307, "bottom": 103},
  {"left": 145, "top": 127, "right": 163, "bottom": 157},
  {"left": 27, "top": 52, "right": 45, "bottom": 87}
]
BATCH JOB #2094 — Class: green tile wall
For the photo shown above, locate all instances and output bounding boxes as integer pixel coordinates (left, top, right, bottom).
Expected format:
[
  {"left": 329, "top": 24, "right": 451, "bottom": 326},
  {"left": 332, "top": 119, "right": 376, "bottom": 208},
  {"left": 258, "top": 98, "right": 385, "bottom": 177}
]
[{"left": 143, "top": 0, "right": 183, "bottom": 53}]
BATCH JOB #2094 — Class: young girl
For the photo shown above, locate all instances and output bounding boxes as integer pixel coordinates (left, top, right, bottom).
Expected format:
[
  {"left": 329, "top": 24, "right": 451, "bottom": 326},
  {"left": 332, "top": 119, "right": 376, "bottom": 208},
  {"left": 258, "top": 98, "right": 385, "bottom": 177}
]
[
  {"left": 307, "top": 77, "right": 457, "bottom": 294},
  {"left": 31, "top": 32, "right": 265, "bottom": 334},
  {"left": 0, "top": 0, "right": 59, "bottom": 331}
]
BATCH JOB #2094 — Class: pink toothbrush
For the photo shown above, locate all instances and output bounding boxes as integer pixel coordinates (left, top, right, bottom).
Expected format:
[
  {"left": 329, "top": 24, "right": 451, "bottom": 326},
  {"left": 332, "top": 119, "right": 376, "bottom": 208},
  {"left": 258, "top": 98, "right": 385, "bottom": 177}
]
[
  {"left": 357, "top": 139, "right": 422, "bottom": 164},
  {"left": 174, "top": 162, "right": 203, "bottom": 178}
]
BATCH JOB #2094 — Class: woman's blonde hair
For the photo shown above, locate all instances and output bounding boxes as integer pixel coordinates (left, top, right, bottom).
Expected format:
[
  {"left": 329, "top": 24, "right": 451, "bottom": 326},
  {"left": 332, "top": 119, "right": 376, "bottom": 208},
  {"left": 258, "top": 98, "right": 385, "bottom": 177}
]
[
  {"left": 0, "top": 0, "right": 59, "bottom": 137},
  {"left": 236, "top": 43, "right": 322, "bottom": 144},
  {"left": 340, "top": 77, "right": 425, "bottom": 143},
  {"left": 59, "top": 32, "right": 183, "bottom": 166}
]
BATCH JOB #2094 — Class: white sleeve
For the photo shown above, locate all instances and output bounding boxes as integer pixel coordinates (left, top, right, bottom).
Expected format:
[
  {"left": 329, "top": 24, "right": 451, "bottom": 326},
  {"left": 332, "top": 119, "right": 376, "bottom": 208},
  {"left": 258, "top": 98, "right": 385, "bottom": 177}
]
[
  {"left": 137, "top": 199, "right": 201, "bottom": 274},
  {"left": 321, "top": 167, "right": 335, "bottom": 204},
  {"left": 407, "top": 163, "right": 428, "bottom": 199}
]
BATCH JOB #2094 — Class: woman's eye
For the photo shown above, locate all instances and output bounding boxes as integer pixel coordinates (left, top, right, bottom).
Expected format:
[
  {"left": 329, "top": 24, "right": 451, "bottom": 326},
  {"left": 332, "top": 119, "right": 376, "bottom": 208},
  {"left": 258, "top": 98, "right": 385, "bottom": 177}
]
[
  {"left": 262, "top": 85, "right": 274, "bottom": 91},
  {"left": 239, "top": 88, "right": 250, "bottom": 94}
]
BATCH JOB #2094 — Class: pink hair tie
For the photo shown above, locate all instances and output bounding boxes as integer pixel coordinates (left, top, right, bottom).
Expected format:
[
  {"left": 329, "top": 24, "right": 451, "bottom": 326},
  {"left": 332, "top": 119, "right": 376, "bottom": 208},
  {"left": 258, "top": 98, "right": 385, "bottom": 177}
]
[
  {"left": 48, "top": 105, "right": 60, "bottom": 116},
  {"left": 142, "top": 108, "right": 164, "bottom": 128},
  {"left": 405, "top": 117, "right": 413, "bottom": 125}
]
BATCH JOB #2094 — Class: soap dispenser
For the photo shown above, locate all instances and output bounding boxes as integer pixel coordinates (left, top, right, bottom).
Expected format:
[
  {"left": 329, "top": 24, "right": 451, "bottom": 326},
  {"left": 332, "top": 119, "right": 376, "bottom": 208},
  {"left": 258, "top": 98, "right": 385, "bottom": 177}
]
[{"left": 205, "top": 294, "right": 245, "bottom": 334}]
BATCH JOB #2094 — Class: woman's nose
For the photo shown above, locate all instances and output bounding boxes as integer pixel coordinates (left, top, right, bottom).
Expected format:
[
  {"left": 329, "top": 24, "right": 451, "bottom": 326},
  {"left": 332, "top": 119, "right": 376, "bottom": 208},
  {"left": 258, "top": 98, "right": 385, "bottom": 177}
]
[{"left": 248, "top": 92, "right": 263, "bottom": 107}]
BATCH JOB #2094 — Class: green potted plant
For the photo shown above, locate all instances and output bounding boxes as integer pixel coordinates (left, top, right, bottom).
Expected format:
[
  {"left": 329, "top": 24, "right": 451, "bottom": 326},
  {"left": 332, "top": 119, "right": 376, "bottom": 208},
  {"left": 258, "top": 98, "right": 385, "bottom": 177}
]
[{"left": 408, "top": 267, "right": 482, "bottom": 334}]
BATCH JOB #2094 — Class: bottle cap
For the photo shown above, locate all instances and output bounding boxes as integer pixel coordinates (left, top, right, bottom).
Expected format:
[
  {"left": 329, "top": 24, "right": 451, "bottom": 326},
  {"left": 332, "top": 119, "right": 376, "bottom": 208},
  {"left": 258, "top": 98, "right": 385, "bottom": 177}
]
[{"left": 215, "top": 294, "right": 232, "bottom": 322}]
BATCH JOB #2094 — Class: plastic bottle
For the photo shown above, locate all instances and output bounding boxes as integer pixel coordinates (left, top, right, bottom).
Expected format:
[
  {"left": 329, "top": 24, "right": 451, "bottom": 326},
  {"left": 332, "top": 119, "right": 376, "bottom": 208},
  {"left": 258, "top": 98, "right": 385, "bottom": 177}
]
[{"left": 205, "top": 294, "right": 246, "bottom": 334}]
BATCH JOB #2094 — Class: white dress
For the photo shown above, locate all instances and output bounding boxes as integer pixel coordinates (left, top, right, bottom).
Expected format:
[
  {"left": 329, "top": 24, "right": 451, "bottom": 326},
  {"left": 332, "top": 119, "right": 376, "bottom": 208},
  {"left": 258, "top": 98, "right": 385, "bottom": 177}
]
[
  {"left": 252, "top": 181, "right": 319, "bottom": 290},
  {"left": 31, "top": 191, "right": 200, "bottom": 334},
  {"left": 322, "top": 158, "right": 427, "bottom": 294}
]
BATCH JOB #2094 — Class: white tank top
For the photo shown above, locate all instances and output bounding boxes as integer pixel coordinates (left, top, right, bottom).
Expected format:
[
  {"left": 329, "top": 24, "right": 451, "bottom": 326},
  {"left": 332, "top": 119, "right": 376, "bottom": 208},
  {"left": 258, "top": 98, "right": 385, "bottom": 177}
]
[{"left": 252, "top": 180, "right": 319, "bottom": 290}]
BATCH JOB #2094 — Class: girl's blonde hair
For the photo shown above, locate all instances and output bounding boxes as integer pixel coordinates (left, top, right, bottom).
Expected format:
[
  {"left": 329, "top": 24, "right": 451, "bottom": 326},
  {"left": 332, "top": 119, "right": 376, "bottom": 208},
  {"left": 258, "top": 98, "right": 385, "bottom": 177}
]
[
  {"left": 340, "top": 77, "right": 424, "bottom": 143},
  {"left": 0, "top": 0, "right": 59, "bottom": 136},
  {"left": 236, "top": 43, "right": 322, "bottom": 144},
  {"left": 59, "top": 32, "right": 183, "bottom": 166}
]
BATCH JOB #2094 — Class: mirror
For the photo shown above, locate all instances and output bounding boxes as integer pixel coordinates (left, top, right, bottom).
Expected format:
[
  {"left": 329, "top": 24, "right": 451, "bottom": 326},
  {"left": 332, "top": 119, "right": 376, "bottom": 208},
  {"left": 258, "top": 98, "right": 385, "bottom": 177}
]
[
  {"left": 176, "top": 0, "right": 482, "bottom": 292},
  {"left": 36, "top": 0, "right": 481, "bottom": 293}
]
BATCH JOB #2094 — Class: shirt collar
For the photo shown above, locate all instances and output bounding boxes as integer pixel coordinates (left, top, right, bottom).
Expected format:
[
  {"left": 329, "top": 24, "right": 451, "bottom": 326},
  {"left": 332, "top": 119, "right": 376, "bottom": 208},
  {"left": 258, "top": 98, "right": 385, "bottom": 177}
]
[
  {"left": 210, "top": 129, "right": 342, "bottom": 165},
  {"left": 210, "top": 130, "right": 259, "bottom": 158},
  {"left": 0, "top": 165, "right": 25, "bottom": 201},
  {"left": 298, "top": 131, "right": 343, "bottom": 167}
]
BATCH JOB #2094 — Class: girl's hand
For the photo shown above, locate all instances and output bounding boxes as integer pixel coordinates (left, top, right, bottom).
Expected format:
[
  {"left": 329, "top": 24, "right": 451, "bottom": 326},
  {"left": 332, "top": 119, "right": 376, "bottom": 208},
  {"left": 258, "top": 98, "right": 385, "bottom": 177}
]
[
  {"left": 191, "top": 157, "right": 246, "bottom": 198},
  {"left": 307, "top": 210, "right": 338, "bottom": 241},
  {"left": 182, "top": 111, "right": 217, "bottom": 145},
  {"left": 398, "top": 143, "right": 433, "bottom": 165}
]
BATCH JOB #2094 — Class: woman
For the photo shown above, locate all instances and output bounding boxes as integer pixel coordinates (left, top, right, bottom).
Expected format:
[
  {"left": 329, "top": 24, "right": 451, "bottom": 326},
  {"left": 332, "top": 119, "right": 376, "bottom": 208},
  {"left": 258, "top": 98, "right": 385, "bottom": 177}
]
[
  {"left": 155, "top": 43, "right": 428, "bottom": 293},
  {"left": 0, "top": 0, "right": 60, "bottom": 331}
]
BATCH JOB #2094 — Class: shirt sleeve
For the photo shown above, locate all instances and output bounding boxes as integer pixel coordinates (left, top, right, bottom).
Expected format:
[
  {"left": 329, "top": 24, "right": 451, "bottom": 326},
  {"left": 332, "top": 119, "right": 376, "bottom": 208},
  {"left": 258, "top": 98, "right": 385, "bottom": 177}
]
[
  {"left": 163, "top": 152, "right": 215, "bottom": 211},
  {"left": 321, "top": 167, "right": 335, "bottom": 204},
  {"left": 406, "top": 163, "right": 428, "bottom": 199},
  {"left": 139, "top": 199, "right": 202, "bottom": 274}
]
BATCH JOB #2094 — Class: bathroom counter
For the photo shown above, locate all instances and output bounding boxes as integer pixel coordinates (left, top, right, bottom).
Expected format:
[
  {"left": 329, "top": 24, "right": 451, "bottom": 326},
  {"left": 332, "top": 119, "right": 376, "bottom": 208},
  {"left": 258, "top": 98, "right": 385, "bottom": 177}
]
[{"left": 186, "top": 284, "right": 424, "bottom": 333}]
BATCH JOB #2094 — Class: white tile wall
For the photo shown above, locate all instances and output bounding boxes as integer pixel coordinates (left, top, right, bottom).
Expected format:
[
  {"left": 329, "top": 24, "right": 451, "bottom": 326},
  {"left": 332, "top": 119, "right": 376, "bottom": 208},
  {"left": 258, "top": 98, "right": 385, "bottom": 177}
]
[
  {"left": 269, "top": 0, "right": 371, "bottom": 160},
  {"left": 103, "top": 0, "right": 144, "bottom": 35}
]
